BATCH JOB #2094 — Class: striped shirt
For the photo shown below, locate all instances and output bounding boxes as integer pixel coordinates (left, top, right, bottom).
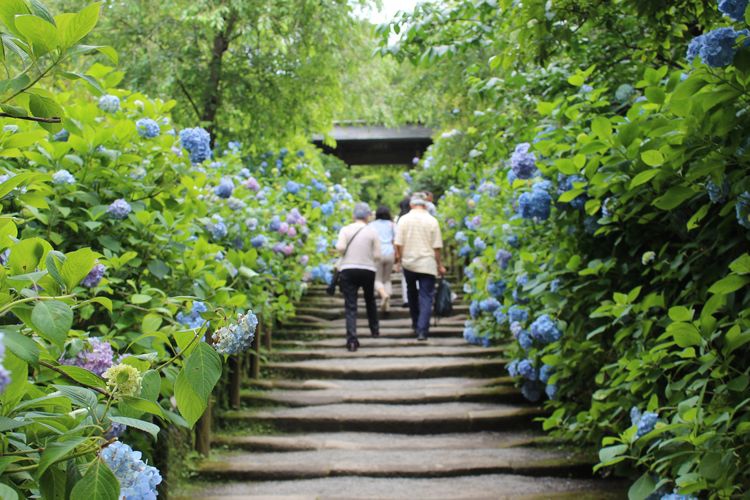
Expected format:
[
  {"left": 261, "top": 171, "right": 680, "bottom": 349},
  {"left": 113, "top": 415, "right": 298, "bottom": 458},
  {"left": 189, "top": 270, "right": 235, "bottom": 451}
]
[{"left": 395, "top": 208, "right": 443, "bottom": 276}]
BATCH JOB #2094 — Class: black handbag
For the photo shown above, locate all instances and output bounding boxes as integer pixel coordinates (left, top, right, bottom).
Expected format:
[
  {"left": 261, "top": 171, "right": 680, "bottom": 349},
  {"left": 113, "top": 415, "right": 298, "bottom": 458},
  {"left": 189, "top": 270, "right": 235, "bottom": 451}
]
[
  {"left": 434, "top": 279, "right": 453, "bottom": 318},
  {"left": 326, "top": 226, "right": 366, "bottom": 296}
]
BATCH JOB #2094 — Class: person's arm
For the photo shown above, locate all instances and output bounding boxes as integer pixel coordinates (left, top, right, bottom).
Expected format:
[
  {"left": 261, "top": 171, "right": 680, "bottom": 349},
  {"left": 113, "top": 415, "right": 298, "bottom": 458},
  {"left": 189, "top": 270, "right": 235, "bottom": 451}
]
[
  {"left": 434, "top": 248, "right": 446, "bottom": 277},
  {"left": 433, "top": 221, "right": 446, "bottom": 276},
  {"left": 373, "top": 232, "right": 382, "bottom": 262},
  {"left": 335, "top": 227, "right": 347, "bottom": 254},
  {"left": 393, "top": 220, "right": 404, "bottom": 269}
]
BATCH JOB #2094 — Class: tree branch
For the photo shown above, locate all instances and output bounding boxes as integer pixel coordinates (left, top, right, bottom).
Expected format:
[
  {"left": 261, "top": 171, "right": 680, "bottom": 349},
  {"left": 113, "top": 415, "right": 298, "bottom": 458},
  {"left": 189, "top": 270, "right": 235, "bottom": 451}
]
[
  {"left": 0, "top": 113, "right": 62, "bottom": 124},
  {"left": 176, "top": 78, "right": 202, "bottom": 120},
  {"left": 39, "top": 361, "right": 113, "bottom": 398}
]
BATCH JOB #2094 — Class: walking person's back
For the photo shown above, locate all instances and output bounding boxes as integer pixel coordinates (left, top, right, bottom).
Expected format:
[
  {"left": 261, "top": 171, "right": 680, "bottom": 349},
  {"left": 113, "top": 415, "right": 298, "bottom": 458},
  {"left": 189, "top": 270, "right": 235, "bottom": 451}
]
[
  {"left": 335, "top": 202, "right": 382, "bottom": 351},
  {"left": 369, "top": 206, "right": 396, "bottom": 312},
  {"left": 394, "top": 192, "right": 446, "bottom": 341}
]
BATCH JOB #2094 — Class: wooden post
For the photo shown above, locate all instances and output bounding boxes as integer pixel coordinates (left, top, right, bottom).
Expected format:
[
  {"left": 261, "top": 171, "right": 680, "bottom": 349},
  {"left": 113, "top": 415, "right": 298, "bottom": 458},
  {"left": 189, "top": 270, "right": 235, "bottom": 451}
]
[
  {"left": 251, "top": 322, "right": 262, "bottom": 379},
  {"left": 195, "top": 398, "right": 212, "bottom": 455},
  {"left": 264, "top": 318, "right": 272, "bottom": 351},
  {"left": 229, "top": 355, "right": 242, "bottom": 410}
]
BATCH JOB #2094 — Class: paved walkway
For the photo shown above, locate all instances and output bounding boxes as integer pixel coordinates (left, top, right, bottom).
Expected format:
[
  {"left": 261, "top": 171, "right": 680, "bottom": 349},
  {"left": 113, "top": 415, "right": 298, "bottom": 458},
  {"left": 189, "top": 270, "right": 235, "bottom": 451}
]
[{"left": 179, "top": 278, "right": 623, "bottom": 499}]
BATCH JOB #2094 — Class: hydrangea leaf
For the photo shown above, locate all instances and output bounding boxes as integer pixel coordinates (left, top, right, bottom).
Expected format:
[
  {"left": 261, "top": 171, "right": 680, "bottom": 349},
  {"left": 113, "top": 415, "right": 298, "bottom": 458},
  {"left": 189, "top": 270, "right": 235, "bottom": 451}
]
[
  {"left": 109, "top": 416, "right": 159, "bottom": 440},
  {"left": 30, "top": 300, "right": 72, "bottom": 348},
  {"left": 59, "top": 247, "right": 97, "bottom": 290},
  {"left": 69, "top": 458, "right": 120, "bottom": 500},
  {"left": 628, "top": 472, "right": 657, "bottom": 500}
]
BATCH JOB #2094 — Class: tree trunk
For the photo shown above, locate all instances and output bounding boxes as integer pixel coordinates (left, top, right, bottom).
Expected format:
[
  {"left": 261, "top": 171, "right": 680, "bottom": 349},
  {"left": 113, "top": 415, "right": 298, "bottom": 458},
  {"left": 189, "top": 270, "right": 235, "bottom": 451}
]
[{"left": 201, "top": 11, "right": 238, "bottom": 141}]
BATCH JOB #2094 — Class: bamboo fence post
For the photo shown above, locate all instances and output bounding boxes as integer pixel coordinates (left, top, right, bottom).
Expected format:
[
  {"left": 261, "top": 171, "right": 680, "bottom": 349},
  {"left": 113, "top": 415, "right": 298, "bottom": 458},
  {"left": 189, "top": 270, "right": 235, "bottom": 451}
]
[
  {"left": 229, "top": 355, "right": 242, "bottom": 410},
  {"left": 251, "top": 321, "right": 262, "bottom": 379},
  {"left": 195, "top": 398, "right": 212, "bottom": 456}
]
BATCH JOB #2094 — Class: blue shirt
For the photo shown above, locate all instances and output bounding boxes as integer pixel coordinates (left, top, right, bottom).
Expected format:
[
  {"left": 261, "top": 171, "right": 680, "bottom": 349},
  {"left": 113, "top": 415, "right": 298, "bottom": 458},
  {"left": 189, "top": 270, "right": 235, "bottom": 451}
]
[{"left": 369, "top": 219, "right": 395, "bottom": 257}]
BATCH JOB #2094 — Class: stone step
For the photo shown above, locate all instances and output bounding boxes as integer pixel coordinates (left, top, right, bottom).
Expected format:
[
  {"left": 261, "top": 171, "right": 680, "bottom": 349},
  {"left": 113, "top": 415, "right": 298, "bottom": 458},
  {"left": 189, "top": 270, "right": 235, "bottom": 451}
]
[
  {"left": 248, "top": 376, "right": 514, "bottom": 392},
  {"left": 213, "top": 431, "right": 542, "bottom": 452},
  {"left": 272, "top": 344, "right": 506, "bottom": 361},
  {"left": 179, "top": 474, "right": 625, "bottom": 500},
  {"left": 273, "top": 337, "right": 491, "bottom": 349},
  {"left": 277, "top": 325, "right": 467, "bottom": 339},
  {"left": 266, "top": 356, "right": 506, "bottom": 379},
  {"left": 294, "top": 305, "right": 469, "bottom": 321},
  {"left": 197, "top": 446, "right": 595, "bottom": 481},
  {"left": 221, "top": 402, "right": 543, "bottom": 433},
  {"left": 281, "top": 316, "right": 466, "bottom": 328}
]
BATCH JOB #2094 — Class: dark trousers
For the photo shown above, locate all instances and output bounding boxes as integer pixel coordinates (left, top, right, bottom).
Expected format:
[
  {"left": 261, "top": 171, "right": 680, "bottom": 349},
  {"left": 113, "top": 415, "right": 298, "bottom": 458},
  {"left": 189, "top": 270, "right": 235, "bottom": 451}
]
[
  {"left": 403, "top": 268, "right": 436, "bottom": 336},
  {"left": 340, "top": 268, "right": 379, "bottom": 340}
]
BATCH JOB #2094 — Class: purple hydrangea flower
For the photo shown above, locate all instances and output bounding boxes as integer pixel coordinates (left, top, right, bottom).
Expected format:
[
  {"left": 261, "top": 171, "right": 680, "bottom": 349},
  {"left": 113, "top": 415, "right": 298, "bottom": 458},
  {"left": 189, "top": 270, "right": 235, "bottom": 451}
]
[
  {"left": 251, "top": 235, "right": 267, "bottom": 248},
  {"left": 82, "top": 263, "right": 106, "bottom": 288},
  {"left": 59, "top": 337, "right": 114, "bottom": 376},
  {"left": 107, "top": 199, "right": 132, "bottom": 220},
  {"left": 496, "top": 249, "right": 512, "bottom": 269},
  {"left": 511, "top": 143, "right": 537, "bottom": 179}
]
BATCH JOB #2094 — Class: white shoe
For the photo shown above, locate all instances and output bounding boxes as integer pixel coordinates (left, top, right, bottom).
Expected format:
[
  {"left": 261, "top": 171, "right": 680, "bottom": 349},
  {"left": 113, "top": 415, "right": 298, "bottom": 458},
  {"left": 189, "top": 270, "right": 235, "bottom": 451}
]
[{"left": 381, "top": 295, "right": 390, "bottom": 313}]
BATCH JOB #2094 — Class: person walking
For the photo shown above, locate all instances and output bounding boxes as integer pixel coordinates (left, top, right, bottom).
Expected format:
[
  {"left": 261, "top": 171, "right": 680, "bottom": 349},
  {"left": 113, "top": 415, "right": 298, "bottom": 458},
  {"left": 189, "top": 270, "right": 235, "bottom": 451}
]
[
  {"left": 395, "top": 196, "right": 412, "bottom": 308},
  {"left": 335, "top": 202, "right": 382, "bottom": 351},
  {"left": 369, "top": 205, "right": 396, "bottom": 312},
  {"left": 394, "top": 192, "right": 446, "bottom": 341}
]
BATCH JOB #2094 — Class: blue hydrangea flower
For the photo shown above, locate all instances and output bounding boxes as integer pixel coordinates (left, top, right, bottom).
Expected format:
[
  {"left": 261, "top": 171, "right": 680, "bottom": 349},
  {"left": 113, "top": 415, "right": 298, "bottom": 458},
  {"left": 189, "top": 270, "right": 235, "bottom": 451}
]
[
  {"left": 98, "top": 95, "right": 120, "bottom": 113},
  {"left": 660, "top": 493, "right": 698, "bottom": 500},
  {"left": 545, "top": 384, "right": 557, "bottom": 400},
  {"left": 517, "top": 359, "right": 537, "bottom": 380},
  {"left": 707, "top": 178, "right": 729, "bottom": 204},
  {"left": 469, "top": 300, "right": 481, "bottom": 319},
  {"left": 508, "top": 306, "right": 528, "bottom": 324},
  {"left": 688, "top": 27, "right": 748, "bottom": 67},
  {"left": 518, "top": 188, "right": 552, "bottom": 220},
  {"left": 558, "top": 174, "right": 587, "bottom": 210},
  {"left": 176, "top": 301, "right": 208, "bottom": 329},
  {"left": 630, "top": 407, "right": 659, "bottom": 438},
  {"left": 493, "top": 309, "right": 506, "bottom": 325},
  {"left": 455, "top": 231, "right": 468, "bottom": 243},
  {"left": 107, "top": 199, "right": 132, "bottom": 220},
  {"left": 521, "top": 381, "right": 543, "bottom": 402},
  {"left": 495, "top": 249, "right": 512, "bottom": 269},
  {"left": 473, "top": 237, "right": 486, "bottom": 252},
  {"left": 550, "top": 279, "right": 560, "bottom": 292},
  {"left": 736, "top": 192, "right": 750, "bottom": 228},
  {"left": 615, "top": 84, "right": 635, "bottom": 102},
  {"left": 179, "top": 127, "right": 212, "bottom": 164},
  {"left": 105, "top": 422, "right": 126, "bottom": 440},
  {"left": 212, "top": 312, "right": 258, "bottom": 355},
  {"left": 269, "top": 215, "right": 282, "bottom": 232},
  {"left": 251, "top": 235, "right": 267, "bottom": 248},
  {"left": 487, "top": 280, "right": 506, "bottom": 298},
  {"left": 507, "top": 235, "right": 520, "bottom": 248},
  {"left": 82, "top": 263, "right": 106, "bottom": 288},
  {"left": 100, "top": 441, "right": 162, "bottom": 499},
  {"left": 214, "top": 177, "right": 234, "bottom": 199},
  {"left": 136, "top": 118, "right": 161, "bottom": 138},
  {"left": 285, "top": 180, "right": 301, "bottom": 194},
  {"left": 52, "top": 169, "right": 75, "bottom": 185},
  {"left": 311, "top": 179, "right": 327, "bottom": 191},
  {"left": 529, "top": 314, "right": 562, "bottom": 345},
  {"left": 507, "top": 359, "right": 519, "bottom": 377},
  {"left": 507, "top": 168, "right": 518, "bottom": 185},
  {"left": 227, "top": 197, "right": 246, "bottom": 211},
  {"left": 311, "top": 264, "right": 334, "bottom": 284},
  {"left": 479, "top": 298, "right": 501, "bottom": 313},
  {"left": 0, "top": 332, "right": 9, "bottom": 393},
  {"left": 52, "top": 129, "right": 69, "bottom": 142},
  {"left": 518, "top": 331, "right": 533, "bottom": 350},
  {"left": 719, "top": 0, "right": 749, "bottom": 21},
  {"left": 321, "top": 201, "right": 335, "bottom": 216},
  {"left": 511, "top": 143, "right": 537, "bottom": 179}
]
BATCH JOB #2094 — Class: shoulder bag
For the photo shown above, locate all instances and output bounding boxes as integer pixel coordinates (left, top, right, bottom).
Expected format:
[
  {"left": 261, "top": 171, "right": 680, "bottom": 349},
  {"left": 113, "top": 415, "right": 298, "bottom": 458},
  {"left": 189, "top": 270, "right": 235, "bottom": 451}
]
[{"left": 326, "top": 225, "right": 366, "bottom": 296}]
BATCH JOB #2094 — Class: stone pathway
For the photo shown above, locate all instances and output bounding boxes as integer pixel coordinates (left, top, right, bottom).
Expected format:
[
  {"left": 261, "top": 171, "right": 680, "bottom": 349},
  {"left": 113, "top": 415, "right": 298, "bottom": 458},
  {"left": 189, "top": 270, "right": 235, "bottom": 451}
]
[{"left": 179, "top": 277, "right": 624, "bottom": 499}]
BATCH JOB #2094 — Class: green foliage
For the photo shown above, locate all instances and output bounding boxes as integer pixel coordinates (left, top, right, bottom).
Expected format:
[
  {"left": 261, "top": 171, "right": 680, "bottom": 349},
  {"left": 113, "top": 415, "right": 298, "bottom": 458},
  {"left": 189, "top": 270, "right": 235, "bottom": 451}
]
[{"left": 387, "top": 0, "right": 750, "bottom": 497}]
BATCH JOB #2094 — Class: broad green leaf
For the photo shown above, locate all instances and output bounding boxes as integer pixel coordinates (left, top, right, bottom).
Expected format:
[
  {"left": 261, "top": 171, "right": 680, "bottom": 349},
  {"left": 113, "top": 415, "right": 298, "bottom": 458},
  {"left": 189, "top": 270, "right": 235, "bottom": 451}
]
[
  {"left": 641, "top": 150, "right": 664, "bottom": 167},
  {"left": 139, "top": 370, "right": 161, "bottom": 401},
  {"left": 130, "top": 293, "right": 152, "bottom": 305},
  {"left": 668, "top": 306, "right": 693, "bottom": 322},
  {"left": 725, "top": 325, "right": 750, "bottom": 355},
  {"left": 56, "top": 2, "right": 100, "bottom": 48},
  {"left": 708, "top": 275, "right": 750, "bottom": 295},
  {"left": 120, "top": 396, "right": 164, "bottom": 417},
  {"left": 0, "top": 0, "right": 30, "bottom": 36},
  {"left": 686, "top": 203, "right": 710, "bottom": 231},
  {"left": 69, "top": 458, "right": 120, "bottom": 500},
  {"left": 591, "top": 116, "right": 611, "bottom": 140},
  {"left": 7, "top": 236, "right": 50, "bottom": 275},
  {"left": 37, "top": 437, "right": 86, "bottom": 479},
  {"left": 52, "top": 384, "right": 98, "bottom": 410},
  {"left": 629, "top": 169, "right": 659, "bottom": 189},
  {"left": 109, "top": 416, "right": 159, "bottom": 439},
  {"left": 60, "top": 247, "right": 98, "bottom": 290},
  {"left": 2, "top": 327, "right": 39, "bottom": 365},
  {"left": 0, "top": 483, "right": 18, "bottom": 500},
  {"left": 628, "top": 472, "right": 657, "bottom": 500},
  {"left": 0, "top": 351, "right": 27, "bottom": 409},
  {"left": 56, "top": 365, "right": 106, "bottom": 389},
  {"left": 31, "top": 300, "right": 72, "bottom": 348},
  {"left": 653, "top": 186, "right": 695, "bottom": 211},
  {"left": 175, "top": 342, "right": 221, "bottom": 426},
  {"left": 28, "top": 93, "right": 64, "bottom": 133},
  {"left": 598, "top": 444, "right": 628, "bottom": 465},
  {"left": 668, "top": 322, "right": 702, "bottom": 347},
  {"left": 14, "top": 14, "right": 58, "bottom": 56},
  {"left": 729, "top": 254, "right": 750, "bottom": 275},
  {"left": 141, "top": 313, "right": 162, "bottom": 334}
]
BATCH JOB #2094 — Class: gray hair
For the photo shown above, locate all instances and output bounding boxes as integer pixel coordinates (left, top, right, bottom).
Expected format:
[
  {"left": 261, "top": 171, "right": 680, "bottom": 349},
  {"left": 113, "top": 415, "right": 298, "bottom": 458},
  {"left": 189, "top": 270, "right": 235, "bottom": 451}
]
[
  {"left": 353, "top": 202, "right": 372, "bottom": 220},
  {"left": 410, "top": 192, "right": 428, "bottom": 207}
]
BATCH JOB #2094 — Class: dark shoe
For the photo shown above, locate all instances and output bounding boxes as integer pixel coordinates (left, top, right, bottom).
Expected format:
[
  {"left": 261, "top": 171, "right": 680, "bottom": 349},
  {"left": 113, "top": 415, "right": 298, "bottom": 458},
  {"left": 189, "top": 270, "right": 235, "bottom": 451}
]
[
  {"left": 346, "top": 338, "right": 359, "bottom": 352},
  {"left": 417, "top": 332, "right": 428, "bottom": 341},
  {"left": 400, "top": 303, "right": 409, "bottom": 308},
  {"left": 371, "top": 330, "right": 380, "bottom": 337}
]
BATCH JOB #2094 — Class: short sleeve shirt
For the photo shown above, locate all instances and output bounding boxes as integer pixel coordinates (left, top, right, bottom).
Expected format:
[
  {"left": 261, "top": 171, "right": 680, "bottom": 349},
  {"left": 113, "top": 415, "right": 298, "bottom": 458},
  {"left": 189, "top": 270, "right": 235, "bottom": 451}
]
[{"left": 394, "top": 209, "right": 443, "bottom": 276}]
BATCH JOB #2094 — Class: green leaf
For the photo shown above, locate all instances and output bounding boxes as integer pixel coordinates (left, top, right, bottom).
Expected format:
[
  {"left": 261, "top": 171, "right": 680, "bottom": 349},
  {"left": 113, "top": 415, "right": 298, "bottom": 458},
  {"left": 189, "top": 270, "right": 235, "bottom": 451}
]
[
  {"left": 14, "top": 14, "right": 58, "bottom": 56},
  {"left": 56, "top": 365, "right": 106, "bottom": 389},
  {"left": 175, "top": 342, "right": 221, "bottom": 427},
  {"left": 60, "top": 248, "right": 98, "bottom": 290},
  {"left": 0, "top": 0, "right": 30, "bottom": 36},
  {"left": 2, "top": 328, "right": 39, "bottom": 365},
  {"left": 668, "top": 322, "right": 702, "bottom": 347},
  {"left": 139, "top": 370, "right": 161, "bottom": 401},
  {"left": 598, "top": 444, "right": 628, "bottom": 465},
  {"left": 628, "top": 472, "right": 657, "bottom": 500},
  {"left": 668, "top": 306, "right": 694, "bottom": 322},
  {"left": 641, "top": 150, "right": 664, "bottom": 167},
  {"left": 28, "top": 93, "right": 64, "bottom": 133},
  {"left": 724, "top": 325, "right": 750, "bottom": 355},
  {"left": 708, "top": 275, "right": 750, "bottom": 295},
  {"left": 629, "top": 169, "right": 659, "bottom": 189},
  {"left": 31, "top": 300, "right": 72, "bottom": 348},
  {"left": 686, "top": 203, "right": 710, "bottom": 231},
  {"left": 120, "top": 396, "right": 165, "bottom": 418},
  {"left": 56, "top": 2, "right": 100, "bottom": 48},
  {"left": 0, "top": 351, "right": 26, "bottom": 409},
  {"left": 130, "top": 293, "right": 152, "bottom": 305},
  {"left": 591, "top": 117, "right": 611, "bottom": 140},
  {"left": 45, "top": 251, "right": 66, "bottom": 289},
  {"left": 37, "top": 437, "right": 86, "bottom": 479},
  {"left": 729, "top": 254, "right": 750, "bottom": 275},
  {"left": 0, "top": 484, "right": 19, "bottom": 500},
  {"left": 69, "top": 458, "right": 120, "bottom": 500},
  {"left": 653, "top": 186, "right": 695, "bottom": 211},
  {"left": 141, "top": 314, "right": 162, "bottom": 334},
  {"left": 52, "top": 384, "right": 98, "bottom": 410},
  {"left": 109, "top": 416, "right": 159, "bottom": 439}
]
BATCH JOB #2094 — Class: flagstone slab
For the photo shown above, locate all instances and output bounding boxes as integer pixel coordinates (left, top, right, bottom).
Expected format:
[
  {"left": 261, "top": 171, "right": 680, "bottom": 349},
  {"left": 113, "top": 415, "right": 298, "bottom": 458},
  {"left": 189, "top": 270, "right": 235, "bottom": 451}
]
[
  {"left": 248, "top": 376, "right": 514, "bottom": 392},
  {"left": 274, "top": 337, "right": 500, "bottom": 349},
  {"left": 266, "top": 356, "right": 506, "bottom": 379},
  {"left": 272, "top": 345, "right": 505, "bottom": 361}
]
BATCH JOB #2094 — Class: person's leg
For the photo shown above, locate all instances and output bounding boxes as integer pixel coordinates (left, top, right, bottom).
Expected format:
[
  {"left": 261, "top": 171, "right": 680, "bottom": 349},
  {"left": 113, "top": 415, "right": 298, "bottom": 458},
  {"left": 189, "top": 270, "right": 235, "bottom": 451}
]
[
  {"left": 361, "top": 269, "right": 379, "bottom": 336},
  {"left": 401, "top": 274, "right": 409, "bottom": 306},
  {"left": 416, "top": 273, "right": 437, "bottom": 339},
  {"left": 403, "top": 268, "right": 420, "bottom": 332},
  {"left": 374, "top": 260, "right": 387, "bottom": 300},
  {"left": 340, "top": 270, "right": 359, "bottom": 345},
  {"left": 383, "top": 254, "right": 394, "bottom": 297}
]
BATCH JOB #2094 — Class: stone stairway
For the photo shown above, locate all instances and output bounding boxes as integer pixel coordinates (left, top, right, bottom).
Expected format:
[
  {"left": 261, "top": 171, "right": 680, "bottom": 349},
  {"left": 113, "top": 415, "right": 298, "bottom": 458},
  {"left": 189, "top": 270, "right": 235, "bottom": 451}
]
[{"left": 180, "top": 276, "right": 624, "bottom": 499}]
